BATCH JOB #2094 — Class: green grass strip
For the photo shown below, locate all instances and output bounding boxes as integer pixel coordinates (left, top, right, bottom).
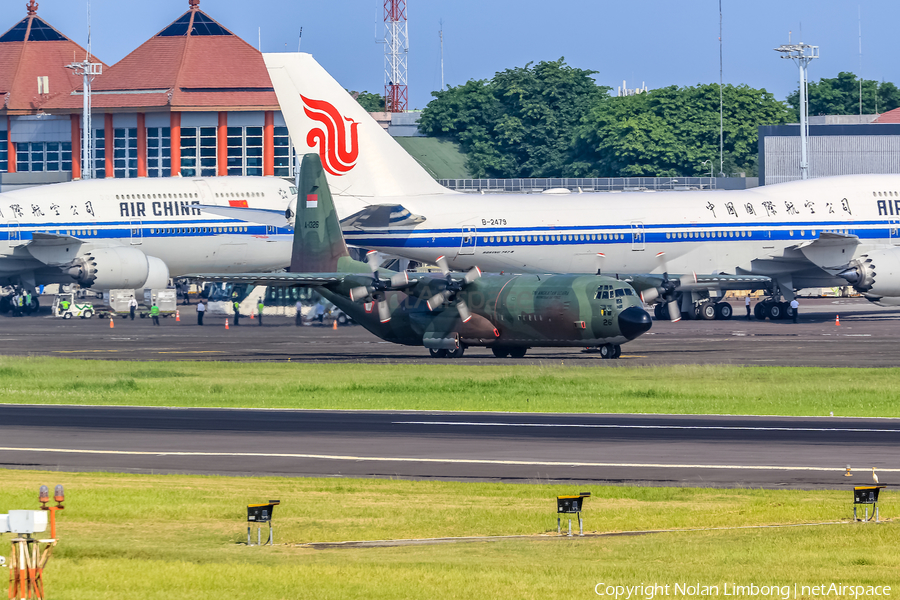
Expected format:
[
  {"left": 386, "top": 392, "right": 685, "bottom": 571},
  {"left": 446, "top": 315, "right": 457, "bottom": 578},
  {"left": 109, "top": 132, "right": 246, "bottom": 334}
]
[
  {"left": 1, "top": 469, "right": 896, "bottom": 599},
  {"left": 0, "top": 356, "right": 898, "bottom": 417}
]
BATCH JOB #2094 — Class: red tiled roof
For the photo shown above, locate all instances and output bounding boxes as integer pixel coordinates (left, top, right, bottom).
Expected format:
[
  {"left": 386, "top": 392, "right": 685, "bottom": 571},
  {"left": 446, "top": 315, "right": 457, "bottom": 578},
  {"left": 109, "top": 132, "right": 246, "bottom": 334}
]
[
  {"left": 0, "top": 11, "right": 106, "bottom": 114},
  {"left": 874, "top": 108, "right": 900, "bottom": 124},
  {"left": 42, "top": 7, "right": 278, "bottom": 113}
]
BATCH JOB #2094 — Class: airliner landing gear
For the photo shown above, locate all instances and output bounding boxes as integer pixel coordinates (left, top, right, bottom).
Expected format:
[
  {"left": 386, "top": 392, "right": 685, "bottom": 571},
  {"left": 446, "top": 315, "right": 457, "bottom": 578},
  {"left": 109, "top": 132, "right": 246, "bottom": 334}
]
[{"left": 754, "top": 299, "right": 793, "bottom": 321}]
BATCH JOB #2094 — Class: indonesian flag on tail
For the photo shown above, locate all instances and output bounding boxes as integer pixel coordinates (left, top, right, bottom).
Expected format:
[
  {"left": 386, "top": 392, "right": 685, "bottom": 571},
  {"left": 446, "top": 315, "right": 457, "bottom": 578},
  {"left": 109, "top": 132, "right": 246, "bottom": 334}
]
[{"left": 306, "top": 194, "right": 318, "bottom": 208}]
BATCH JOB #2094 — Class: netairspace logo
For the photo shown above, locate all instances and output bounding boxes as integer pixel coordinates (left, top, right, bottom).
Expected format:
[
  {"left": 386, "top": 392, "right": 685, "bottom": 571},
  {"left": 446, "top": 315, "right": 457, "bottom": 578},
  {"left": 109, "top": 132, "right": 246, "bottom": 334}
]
[{"left": 594, "top": 583, "right": 892, "bottom": 599}]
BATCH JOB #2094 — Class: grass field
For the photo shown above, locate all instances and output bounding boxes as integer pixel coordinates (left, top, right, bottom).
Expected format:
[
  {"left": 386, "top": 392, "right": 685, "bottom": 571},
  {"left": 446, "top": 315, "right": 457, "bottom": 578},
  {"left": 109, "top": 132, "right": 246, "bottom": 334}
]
[
  {"left": 1, "top": 356, "right": 899, "bottom": 417},
  {"left": 1, "top": 469, "right": 897, "bottom": 599}
]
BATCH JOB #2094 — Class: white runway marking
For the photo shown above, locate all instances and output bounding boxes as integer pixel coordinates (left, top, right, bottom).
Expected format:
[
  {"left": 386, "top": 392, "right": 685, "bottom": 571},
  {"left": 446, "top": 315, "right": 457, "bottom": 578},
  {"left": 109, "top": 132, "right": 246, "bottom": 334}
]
[
  {"left": 394, "top": 421, "right": 900, "bottom": 434},
  {"left": 0, "top": 447, "right": 898, "bottom": 472}
]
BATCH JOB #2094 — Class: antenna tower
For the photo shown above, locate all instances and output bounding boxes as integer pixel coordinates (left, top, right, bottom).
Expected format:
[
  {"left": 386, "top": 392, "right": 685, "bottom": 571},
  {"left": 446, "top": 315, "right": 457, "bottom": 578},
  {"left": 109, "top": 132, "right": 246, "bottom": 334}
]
[
  {"left": 65, "top": 0, "right": 102, "bottom": 179},
  {"left": 775, "top": 41, "right": 818, "bottom": 180},
  {"left": 383, "top": 0, "right": 408, "bottom": 112}
]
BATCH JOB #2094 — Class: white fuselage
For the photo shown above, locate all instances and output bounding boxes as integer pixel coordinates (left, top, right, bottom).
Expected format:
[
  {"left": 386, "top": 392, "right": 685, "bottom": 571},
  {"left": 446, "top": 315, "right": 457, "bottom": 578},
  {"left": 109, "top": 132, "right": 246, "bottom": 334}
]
[
  {"left": 340, "top": 174, "right": 900, "bottom": 289},
  {"left": 0, "top": 176, "right": 295, "bottom": 285}
]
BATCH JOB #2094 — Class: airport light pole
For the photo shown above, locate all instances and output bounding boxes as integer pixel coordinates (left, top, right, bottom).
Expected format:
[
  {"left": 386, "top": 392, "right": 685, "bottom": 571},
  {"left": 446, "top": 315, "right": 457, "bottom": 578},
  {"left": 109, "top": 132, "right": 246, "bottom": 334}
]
[
  {"left": 65, "top": 1, "right": 102, "bottom": 180},
  {"left": 775, "top": 42, "right": 819, "bottom": 180}
]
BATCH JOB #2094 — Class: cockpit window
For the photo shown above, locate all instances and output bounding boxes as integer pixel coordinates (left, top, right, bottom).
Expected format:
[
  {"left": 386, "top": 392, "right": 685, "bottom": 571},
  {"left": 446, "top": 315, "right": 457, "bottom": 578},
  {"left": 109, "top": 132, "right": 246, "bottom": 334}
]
[
  {"left": 289, "top": 186, "right": 298, "bottom": 196},
  {"left": 624, "top": 288, "right": 634, "bottom": 296},
  {"left": 614, "top": 288, "right": 625, "bottom": 297},
  {"left": 595, "top": 290, "right": 609, "bottom": 299}
]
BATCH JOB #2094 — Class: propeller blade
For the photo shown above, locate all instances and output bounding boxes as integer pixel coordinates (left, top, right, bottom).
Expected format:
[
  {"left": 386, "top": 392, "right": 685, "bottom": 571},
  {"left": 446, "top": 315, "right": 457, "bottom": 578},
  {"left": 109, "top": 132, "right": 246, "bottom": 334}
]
[
  {"left": 678, "top": 272, "right": 698, "bottom": 288},
  {"left": 595, "top": 252, "right": 605, "bottom": 275},
  {"left": 457, "top": 299, "right": 472, "bottom": 323},
  {"left": 641, "top": 288, "right": 661, "bottom": 305},
  {"left": 349, "top": 286, "right": 371, "bottom": 302},
  {"left": 463, "top": 266, "right": 482, "bottom": 284},
  {"left": 389, "top": 271, "right": 410, "bottom": 288},
  {"left": 365, "top": 250, "right": 382, "bottom": 273},
  {"left": 427, "top": 290, "right": 450, "bottom": 311},
  {"left": 377, "top": 299, "right": 392, "bottom": 324},
  {"left": 435, "top": 255, "right": 450, "bottom": 276},
  {"left": 667, "top": 301, "right": 682, "bottom": 323}
]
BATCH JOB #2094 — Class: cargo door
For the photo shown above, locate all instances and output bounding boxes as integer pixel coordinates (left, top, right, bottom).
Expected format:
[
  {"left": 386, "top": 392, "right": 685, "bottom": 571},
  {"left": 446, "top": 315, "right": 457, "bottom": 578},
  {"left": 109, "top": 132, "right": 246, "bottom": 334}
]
[
  {"left": 631, "top": 222, "right": 645, "bottom": 251},
  {"left": 458, "top": 226, "right": 477, "bottom": 255}
]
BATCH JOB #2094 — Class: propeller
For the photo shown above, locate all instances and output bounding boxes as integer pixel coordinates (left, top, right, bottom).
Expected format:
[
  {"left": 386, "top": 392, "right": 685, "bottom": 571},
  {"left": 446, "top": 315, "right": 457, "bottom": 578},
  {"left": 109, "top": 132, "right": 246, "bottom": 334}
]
[
  {"left": 347, "top": 251, "right": 412, "bottom": 324},
  {"left": 426, "top": 255, "right": 482, "bottom": 322},
  {"left": 639, "top": 252, "right": 697, "bottom": 323}
]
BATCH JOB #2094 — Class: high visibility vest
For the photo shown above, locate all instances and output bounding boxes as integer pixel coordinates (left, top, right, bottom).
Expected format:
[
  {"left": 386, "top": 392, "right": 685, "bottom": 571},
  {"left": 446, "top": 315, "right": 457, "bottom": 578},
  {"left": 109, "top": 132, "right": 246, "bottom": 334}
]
[{"left": 150, "top": 305, "right": 160, "bottom": 316}]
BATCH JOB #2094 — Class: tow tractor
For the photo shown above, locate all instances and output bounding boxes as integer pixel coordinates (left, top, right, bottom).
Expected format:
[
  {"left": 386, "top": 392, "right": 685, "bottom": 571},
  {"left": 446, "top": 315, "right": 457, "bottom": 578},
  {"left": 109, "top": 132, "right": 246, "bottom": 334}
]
[{"left": 52, "top": 293, "right": 95, "bottom": 319}]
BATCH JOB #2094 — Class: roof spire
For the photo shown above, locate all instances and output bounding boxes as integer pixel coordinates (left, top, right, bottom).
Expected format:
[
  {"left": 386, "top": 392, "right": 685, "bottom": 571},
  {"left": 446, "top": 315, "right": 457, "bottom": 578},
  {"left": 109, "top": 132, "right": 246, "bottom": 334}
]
[
  {"left": 189, "top": 0, "right": 199, "bottom": 9},
  {"left": 26, "top": 0, "right": 38, "bottom": 16}
]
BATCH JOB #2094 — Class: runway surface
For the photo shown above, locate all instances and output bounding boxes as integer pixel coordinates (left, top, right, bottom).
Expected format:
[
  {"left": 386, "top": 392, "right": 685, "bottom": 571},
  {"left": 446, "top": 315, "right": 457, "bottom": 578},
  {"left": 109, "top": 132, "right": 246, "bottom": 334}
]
[
  {"left": 1, "top": 297, "right": 899, "bottom": 367},
  {"left": 1, "top": 405, "right": 897, "bottom": 489}
]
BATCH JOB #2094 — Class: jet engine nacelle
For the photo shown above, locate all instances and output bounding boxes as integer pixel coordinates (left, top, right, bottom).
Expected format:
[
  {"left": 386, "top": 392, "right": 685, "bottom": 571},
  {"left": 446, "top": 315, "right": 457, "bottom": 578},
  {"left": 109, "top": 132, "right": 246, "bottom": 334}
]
[
  {"left": 64, "top": 247, "right": 169, "bottom": 290},
  {"left": 840, "top": 247, "right": 900, "bottom": 299}
]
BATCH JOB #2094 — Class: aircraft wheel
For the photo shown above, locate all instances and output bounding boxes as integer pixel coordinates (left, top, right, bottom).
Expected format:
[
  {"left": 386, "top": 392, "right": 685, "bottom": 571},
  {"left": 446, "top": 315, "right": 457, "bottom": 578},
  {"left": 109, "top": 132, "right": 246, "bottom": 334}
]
[
  {"left": 598, "top": 344, "right": 612, "bottom": 359},
  {"left": 783, "top": 303, "right": 795, "bottom": 319},
  {"left": 447, "top": 346, "right": 465, "bottom": 359},
  {"left": 611, "top": 345, "right": 622, "bottom": 359},
  {"left": 508, "top": 347, "right": 528, "bottom": 359},
  {"left": 653, "top": 304, "right": 667, "bottom": 320},
  {"left": 715, "top": 302, "right": 733, "bottom": 320},
  {"left": 754, "top": 302, "right": 767, "bottom": 320},
  {"left": 767, "top": 302, "right": 784, "bottom": 320},
  {"left": 699, "top": 302, "right": 717, "bottom": 320},
  {"left": 491, "top": 347, "right": 510, "bottom": 358},
  {"left": 429, "top": 348, "right": 449, "bottom": 359},
  {"left": 0, "top": 297, "right": 10, "bottom": 314}
]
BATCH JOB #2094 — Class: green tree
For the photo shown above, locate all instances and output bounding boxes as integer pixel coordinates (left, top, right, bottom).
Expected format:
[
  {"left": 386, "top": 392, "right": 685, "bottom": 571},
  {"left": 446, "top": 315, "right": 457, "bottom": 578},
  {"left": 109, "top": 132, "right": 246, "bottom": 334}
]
[
  {"left": 352, "top": 91, "right": 385, "bottom": 112},
  {"left": 786, "top": 72, "right": 900, "bottom": 117},
  {"left": 419, "top": 59, "right": 608, "bottom": 178},
  {"left": 570, "top": 84, "right": 790, "bottom": 177}
]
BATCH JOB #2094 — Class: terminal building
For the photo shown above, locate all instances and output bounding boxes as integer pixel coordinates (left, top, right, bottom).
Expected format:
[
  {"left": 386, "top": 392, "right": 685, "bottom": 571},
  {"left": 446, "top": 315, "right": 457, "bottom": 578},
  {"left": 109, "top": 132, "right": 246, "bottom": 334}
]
[{"left": 1, "top": 0, "right": 297, "bottom": 186}]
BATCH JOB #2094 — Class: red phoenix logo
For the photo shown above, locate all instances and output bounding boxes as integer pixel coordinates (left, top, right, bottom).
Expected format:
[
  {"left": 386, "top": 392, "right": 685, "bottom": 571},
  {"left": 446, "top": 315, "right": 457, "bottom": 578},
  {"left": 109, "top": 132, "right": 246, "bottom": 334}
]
[{"left": 301, "top": 95, "right": 359, "bottom": 176}]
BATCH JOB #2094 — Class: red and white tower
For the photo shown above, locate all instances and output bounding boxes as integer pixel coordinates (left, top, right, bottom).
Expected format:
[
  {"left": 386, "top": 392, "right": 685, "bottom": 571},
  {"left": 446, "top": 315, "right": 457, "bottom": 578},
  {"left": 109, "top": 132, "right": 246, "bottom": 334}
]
[{"left": 383, "top": 0, "right": 408, "bottom": 112}]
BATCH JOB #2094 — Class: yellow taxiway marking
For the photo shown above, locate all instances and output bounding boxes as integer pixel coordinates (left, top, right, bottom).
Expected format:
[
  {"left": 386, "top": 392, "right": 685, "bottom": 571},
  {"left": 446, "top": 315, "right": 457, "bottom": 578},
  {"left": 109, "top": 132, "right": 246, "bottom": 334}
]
[{"left": 0, "top": 447, "right": 897, "bottom": 472}]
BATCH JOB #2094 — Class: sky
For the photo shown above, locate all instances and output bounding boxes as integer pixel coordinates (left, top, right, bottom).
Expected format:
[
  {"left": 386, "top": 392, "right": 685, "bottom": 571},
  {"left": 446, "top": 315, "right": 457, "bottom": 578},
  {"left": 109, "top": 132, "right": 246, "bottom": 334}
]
[{"left": 7, "top": 0, "right": 900, "bottom": 110}]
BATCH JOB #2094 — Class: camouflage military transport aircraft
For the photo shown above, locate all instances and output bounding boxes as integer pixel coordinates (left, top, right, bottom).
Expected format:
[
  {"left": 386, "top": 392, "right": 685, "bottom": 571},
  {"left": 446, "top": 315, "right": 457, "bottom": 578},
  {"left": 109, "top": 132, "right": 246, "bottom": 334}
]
[{"left": 189, "top": 155, "right": 652, "bottom": 359}]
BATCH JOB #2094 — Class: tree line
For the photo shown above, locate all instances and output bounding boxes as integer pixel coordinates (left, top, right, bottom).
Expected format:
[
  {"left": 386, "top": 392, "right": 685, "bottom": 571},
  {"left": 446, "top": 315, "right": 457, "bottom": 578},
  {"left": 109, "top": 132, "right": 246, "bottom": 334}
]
[{"left": 395, "top": 60, "right": 899, "bottom": 179}]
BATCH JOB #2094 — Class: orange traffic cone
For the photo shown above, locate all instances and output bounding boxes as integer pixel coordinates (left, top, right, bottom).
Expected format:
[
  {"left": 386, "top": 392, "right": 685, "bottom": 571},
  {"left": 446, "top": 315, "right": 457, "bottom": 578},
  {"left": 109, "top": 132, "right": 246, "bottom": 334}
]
[
  {"left": 109, "top": 317, "right": 114, "bottom": 329},
  {"left": 333, "top": 319, "right": 338, "bottom": 330},
  {"left": 250, "top": 311, "right": 254, "bottom": 320},
  {"left": 175, "top": 309, "right": 180, "bottom": 322},
  {"left": 225, "top": 318, "right": 229, "bottom": 330},
  {"left": 835, "top": 315, "right": 841, "bottom": 326}
]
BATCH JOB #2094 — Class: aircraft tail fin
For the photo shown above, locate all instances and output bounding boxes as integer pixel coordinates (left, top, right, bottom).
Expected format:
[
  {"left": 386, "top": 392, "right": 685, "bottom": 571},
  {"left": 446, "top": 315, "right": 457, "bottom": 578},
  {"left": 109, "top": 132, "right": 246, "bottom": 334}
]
[
  {"left": 265, "top": 52, "right": 452, "bottom": 199},
  {"left": 291, "top": 153, "right": 366, "bottom": 274}
]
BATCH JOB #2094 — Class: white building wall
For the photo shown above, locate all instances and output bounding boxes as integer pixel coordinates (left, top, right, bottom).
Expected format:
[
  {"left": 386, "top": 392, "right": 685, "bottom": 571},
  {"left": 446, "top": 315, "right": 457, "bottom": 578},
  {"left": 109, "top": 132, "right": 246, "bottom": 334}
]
[{"left": 765, "top": 135, "right": 900, "bottom": 185}]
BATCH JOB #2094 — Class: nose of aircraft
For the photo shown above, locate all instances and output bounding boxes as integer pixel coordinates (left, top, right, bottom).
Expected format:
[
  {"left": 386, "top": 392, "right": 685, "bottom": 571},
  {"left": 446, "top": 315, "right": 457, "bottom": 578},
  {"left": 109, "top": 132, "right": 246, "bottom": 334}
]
[{"left": 618, "top": 306, "right": 652, "bottom": 340}]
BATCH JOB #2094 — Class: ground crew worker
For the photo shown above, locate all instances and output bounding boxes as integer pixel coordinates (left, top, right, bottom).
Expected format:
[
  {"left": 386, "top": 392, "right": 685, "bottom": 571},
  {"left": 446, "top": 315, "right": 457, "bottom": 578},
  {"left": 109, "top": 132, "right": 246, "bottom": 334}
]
[
  {"left": 295, "top": 299, "right": 303, "bottom": 326},
  {"left": 129, "top": 296, "right": 138, "bottom": 320},
  {"left": 15, "top": 294, "right": 24, "bottom": 317},
  {"left": 233, "top": 299, "right": 241, "bottom": 326},
  {"left": 197, "top": 300, "right": 205, "bottom": 326},
  {"left": 257, "top": 298, "right": 264, "bottom": 325},
  {"left": 745, "top": 296, "right": 751, "bottom": 320},
  {"left": 150, "top": 302, "right": 161, "bottom": 326},
  {"left": 24, "top": 291, "right": 32, "bottom": 315},
  {"left": 790, "top": 298, "right": 799, "bottom": 323},
  {"left": 59, "top": 297, "right": 70, "bottom": 315}
]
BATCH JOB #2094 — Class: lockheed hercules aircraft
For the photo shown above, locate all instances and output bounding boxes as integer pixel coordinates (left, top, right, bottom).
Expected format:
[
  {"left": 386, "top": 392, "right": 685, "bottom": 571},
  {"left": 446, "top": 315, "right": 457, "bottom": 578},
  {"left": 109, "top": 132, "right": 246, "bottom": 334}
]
[{"left": 191, "top": 154, "right": 652, "bottom": 359}]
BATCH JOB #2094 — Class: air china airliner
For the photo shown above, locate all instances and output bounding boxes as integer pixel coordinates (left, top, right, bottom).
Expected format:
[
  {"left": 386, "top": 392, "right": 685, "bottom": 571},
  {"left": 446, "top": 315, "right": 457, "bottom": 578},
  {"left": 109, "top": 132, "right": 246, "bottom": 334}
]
[
  {"left": 264, "top": 52, "right": 900, "bottom": 321},
  {"left": 0, "top": 176, "right": 294, "bottom": 293}
]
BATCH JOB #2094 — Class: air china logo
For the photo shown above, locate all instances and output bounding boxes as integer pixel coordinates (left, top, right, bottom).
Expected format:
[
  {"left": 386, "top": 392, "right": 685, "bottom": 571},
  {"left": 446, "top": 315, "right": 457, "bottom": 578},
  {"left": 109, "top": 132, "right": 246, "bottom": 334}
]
[{"left": 301, "top": 95, "right": 359, "bottom": 177}]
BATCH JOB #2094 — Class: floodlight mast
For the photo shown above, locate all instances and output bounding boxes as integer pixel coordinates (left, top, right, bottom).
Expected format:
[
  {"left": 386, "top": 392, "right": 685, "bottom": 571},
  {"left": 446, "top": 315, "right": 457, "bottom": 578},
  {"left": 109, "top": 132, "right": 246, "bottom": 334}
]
[
  {"left": 775, "top": 42, "right": 819, "bottom": 180},
  {"left": 65, "top": 1, "right": 102, "bottom": 180}
]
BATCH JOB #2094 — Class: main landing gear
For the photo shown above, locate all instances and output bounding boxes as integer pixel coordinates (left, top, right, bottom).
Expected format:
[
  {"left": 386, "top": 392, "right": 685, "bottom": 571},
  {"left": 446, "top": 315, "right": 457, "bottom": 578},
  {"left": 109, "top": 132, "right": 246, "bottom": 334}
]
[
  {"left": 753, "top": 299, "right": 795, "bottom": 321},
  {"left": 654, "top": 300, "right": 733, "bottom": 321},
  {"left": 491, "top": 346, "right": 528, "bottom": 359}
]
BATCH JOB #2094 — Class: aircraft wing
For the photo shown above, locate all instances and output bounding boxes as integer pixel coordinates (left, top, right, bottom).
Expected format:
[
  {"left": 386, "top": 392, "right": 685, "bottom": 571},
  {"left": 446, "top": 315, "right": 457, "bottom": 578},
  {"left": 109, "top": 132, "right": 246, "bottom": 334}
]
[
  {"left": 196, "top": 205, "right": 292, "bottom": 228},
  {"left": 341, "top": 204, "right": 426, "bottom": 229},
  {"left": 623, "top": 273, "right": 772, "bottom": 293},
  {"left": 24, "top": 232, "right": 85, "bottom": 266},
  {"left": 180, "top": 273, "right": 345, "bottom": 286}
]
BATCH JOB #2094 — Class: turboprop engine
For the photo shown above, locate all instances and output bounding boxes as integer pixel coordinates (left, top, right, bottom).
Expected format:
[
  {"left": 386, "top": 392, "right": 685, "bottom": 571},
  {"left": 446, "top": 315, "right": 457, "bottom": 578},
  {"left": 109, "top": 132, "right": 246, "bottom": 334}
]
[
  {"left": 63, "top": 247, "right": 169, "bottom": 290},
  {"left": 839, "top": 247, "right": 900, "bottom": 302}
]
